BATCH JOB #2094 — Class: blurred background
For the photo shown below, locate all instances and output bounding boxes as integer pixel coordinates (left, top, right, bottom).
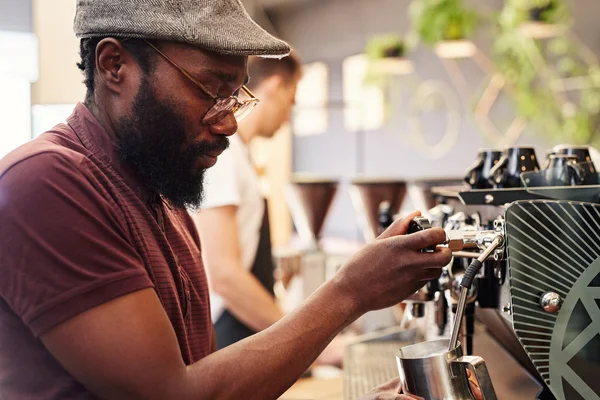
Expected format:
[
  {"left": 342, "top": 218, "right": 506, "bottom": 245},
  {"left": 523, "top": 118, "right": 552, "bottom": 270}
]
[
  {"left": 2, "top": 0, "right": 600, "bottom": 247},
  {"left": 4, "top": 2, "right": 600, "bottom": 398}
]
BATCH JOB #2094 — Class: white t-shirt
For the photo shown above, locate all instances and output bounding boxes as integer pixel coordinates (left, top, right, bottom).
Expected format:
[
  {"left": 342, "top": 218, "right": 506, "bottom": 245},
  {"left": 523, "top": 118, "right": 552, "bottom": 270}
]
[{"left": 199, "top": 135, "right": 265, "bottom": 321}]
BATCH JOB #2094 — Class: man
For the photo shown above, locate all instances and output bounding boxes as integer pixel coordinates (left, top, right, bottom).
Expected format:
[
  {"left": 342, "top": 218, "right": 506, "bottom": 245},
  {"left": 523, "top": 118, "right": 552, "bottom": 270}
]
[
  {"left": 192, "top": 55, "right": 301, "bottom": 349},
  {"left": 0, "top": 1, "right": 450, "bottom": 399}
]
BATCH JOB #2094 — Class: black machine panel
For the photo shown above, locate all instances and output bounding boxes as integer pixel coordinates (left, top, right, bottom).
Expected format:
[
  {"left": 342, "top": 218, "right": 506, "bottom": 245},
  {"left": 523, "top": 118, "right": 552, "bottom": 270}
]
[{"left": 505, "top": 200, "right": 600, "bottom": 400}]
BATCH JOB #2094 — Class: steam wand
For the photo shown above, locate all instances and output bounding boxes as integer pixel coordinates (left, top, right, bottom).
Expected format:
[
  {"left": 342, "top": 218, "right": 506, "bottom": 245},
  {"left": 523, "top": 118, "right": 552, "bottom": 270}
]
[{"left": 448, "top": 235, "right": 504, "bottom": 351}]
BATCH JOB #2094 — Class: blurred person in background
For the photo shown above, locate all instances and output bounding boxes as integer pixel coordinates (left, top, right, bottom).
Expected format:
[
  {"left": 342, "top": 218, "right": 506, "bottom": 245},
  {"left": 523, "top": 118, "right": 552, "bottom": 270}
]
[
  {"left": 0, "top": 1, "right": 452, "bottom": 399},
  {"left": 192, "top": 55, "right": 301, "bottom": 350},
  {"left": 192, "top": 53, "right": 347, "bottom": 365}
]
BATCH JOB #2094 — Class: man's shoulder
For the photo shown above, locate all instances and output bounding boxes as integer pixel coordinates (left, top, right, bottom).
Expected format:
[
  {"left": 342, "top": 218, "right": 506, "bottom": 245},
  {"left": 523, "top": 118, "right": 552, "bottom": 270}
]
[
  {"left": 1, "top": 129, "right": 87, "bottom": 174},
  {"left": 0, "top": 132, "right": 97, "bottom": 194}
]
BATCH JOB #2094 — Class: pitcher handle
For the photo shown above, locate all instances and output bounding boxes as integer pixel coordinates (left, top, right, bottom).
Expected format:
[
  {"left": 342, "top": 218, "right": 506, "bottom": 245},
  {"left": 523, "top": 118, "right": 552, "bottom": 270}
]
[{"left": 455, "top": 356, "right": 498, "bottom": 400}]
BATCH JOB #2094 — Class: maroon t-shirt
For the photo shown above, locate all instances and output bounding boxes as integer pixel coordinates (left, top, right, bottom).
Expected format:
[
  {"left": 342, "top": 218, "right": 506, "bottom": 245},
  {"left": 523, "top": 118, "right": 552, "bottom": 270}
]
[{"left": 0, "top": 103, "right": 213, "bottom": 399}]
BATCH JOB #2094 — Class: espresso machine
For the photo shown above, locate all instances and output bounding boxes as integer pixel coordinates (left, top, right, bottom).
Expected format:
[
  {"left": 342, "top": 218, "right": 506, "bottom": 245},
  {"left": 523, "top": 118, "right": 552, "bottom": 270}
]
[
  {"left": 284, "top": 175, "right": 338, "bottom": 300},
  {"left": 396, "top": 197, "right": 600, "bottom": 400},
  {"left": 344, "top": 145, "right": 600, "bottom": 400},
  {"left": 419, "top": 145, "right": 600, "bottom": 400}
]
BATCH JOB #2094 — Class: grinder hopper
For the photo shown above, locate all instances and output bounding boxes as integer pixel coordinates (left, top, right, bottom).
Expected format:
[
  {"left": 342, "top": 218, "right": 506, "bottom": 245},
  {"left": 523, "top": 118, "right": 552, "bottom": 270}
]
[
  {"left": 350, "top": 178, "right": 408, "bottom": 242},
  {"left": 285, "top": 175, "right": 339, "bottom": 300},
  {"left": 285, "top": 175, "right": 339, "bottom": 250}
]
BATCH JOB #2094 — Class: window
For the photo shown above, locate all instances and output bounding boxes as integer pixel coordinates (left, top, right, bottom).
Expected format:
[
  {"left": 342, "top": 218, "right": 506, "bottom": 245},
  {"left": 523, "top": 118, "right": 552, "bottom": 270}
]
[
  {"left": 293, "top": 62, "right": 329, "bottom": 136},
  {"left": 342, "top": 54, "right": 385, "bottom": 131}
]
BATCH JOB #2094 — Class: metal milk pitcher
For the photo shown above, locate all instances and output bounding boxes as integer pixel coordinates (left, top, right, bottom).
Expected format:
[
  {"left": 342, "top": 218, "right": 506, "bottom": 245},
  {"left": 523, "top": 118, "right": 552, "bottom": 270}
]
[{"left": 396, "top": 339, "right": 497, "bottom": 400}]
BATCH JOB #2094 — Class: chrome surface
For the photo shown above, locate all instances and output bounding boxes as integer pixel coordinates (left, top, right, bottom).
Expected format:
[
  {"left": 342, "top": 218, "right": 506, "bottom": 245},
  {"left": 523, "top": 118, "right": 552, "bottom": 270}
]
[
  {"left": 539, "top": 291, "right": 563, "bottom": 314},
  {"left": 449, "top": 288, "right": 469, "bottom": 352},
  {"left": 397, "top": 339, "right": 497, "bottom": 400},
  {"left": 449, "top": 236, "right": 504, "bottom": 351},
  {"left": 504, "top": 200, "right": 600, "bottom": 399}
]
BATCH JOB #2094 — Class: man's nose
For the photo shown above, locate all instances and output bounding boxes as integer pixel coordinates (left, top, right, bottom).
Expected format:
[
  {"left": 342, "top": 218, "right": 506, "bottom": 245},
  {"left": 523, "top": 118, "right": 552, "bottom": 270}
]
[{"left": 209, "top": 113, "right": 238, "bottom": 136}]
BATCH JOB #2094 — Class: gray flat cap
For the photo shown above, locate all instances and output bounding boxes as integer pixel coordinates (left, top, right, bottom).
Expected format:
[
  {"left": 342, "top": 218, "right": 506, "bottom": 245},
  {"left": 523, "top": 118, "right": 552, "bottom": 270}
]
[{"left": 74, "top": 0, "right": 291, "bottom": 57}]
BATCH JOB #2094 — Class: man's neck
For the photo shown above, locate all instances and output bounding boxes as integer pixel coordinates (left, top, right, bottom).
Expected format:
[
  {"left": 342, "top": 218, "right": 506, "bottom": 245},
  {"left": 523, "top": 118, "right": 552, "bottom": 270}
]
[{"left": 85, "top": 100, "right": 120, "bottom": 143}]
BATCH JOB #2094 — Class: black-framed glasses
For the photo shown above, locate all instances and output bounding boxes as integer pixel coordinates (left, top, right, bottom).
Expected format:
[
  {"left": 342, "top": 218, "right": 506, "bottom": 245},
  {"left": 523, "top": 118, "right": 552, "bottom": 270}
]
[{"left": 143, "top": 40, "right": 259, "bottom": 125}]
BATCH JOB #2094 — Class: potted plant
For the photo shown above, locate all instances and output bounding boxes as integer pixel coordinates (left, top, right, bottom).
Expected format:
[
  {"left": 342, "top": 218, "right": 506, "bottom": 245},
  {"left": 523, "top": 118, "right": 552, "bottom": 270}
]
[
  {"left": 409, "top": 0, "right": 478, "bottom": 58},
  {"left": 492, "top": 0, "right": 600, "bottom": 147},
  {"left": 520, "top": 0, "right": 567, "bottom": 38},
  {"left": 528, "top": 0, "right": 560, "bottom": 23},
  {"left": 365, "top": 33, "right": 414, "bottom": 75}
]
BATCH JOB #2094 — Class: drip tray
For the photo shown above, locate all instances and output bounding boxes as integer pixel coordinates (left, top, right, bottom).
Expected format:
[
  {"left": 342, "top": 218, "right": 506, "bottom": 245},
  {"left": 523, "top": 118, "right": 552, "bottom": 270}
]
[
  {"left": 343, "top": 324, "right": 542, "bottom": 400},
  {"left": 343, "top": 328, "right": 416, "bottom": 399}
]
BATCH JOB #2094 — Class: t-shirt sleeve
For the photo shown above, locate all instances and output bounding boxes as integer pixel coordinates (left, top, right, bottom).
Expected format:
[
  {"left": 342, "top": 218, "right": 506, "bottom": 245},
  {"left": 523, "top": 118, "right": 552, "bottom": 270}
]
[
  {"left": 0, "top": 151, "right": 154, "bottom": 337},
  {"left": 199, "top": 145, "right": 241, "bottom": 209}
]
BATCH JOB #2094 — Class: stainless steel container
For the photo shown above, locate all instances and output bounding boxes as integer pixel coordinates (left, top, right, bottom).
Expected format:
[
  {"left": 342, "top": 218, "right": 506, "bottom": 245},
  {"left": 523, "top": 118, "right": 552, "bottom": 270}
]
[{"left": 397, "top": 339, "right": 497, "bottom": 400}]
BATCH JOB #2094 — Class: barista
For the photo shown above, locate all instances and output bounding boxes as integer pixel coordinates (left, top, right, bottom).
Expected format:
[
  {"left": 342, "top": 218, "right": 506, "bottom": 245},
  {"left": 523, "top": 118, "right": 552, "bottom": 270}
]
[
  {"left": 0, "top": 1, "right": 455, "bottom": 399},
  {"left": 192, "top": 55, "right": 301, "bottom": 349}
]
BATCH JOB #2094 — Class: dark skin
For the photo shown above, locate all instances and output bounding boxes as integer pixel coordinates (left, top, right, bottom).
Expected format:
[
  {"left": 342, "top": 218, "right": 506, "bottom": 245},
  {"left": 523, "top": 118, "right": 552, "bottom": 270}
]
[
  {"left": 39, "top": 38, "right": 453, "bottom": 399},
  {"left": 89, "top": 38, "right": 243, "bottom": 169}
]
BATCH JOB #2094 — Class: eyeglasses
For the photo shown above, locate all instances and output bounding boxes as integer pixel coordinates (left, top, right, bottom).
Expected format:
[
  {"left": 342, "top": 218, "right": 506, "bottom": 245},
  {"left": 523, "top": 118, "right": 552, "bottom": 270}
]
[{"left": 143, "top": 40, "right": 259, "bottom": 125}]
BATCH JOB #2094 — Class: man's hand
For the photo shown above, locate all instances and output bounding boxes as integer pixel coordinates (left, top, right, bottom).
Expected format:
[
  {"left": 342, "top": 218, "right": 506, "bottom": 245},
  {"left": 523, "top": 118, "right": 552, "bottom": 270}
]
[
  {"left": 358, "top": 378, "right": 423, "bottom": 400},
  {"left": 359, "top": 373, "right": 484, "bottom": 400},
  {"left": 334, "top": 211, "right": 452, "bottom": 315}
]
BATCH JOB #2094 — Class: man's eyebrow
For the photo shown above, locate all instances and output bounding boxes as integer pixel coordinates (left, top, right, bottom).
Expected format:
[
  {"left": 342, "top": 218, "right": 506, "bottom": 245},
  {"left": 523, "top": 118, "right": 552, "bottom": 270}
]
[{"left": 201, "top": 69, "right": 249, "bottom": 87}]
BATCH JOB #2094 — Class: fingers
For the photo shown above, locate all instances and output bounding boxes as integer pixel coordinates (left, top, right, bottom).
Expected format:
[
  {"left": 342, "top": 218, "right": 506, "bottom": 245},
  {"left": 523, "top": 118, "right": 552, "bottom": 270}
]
[
  {"left": 397, "top": 395, "right": 425, "bottom": 400},
  {"left": 357, "top": 377, "right": 403, "bottom": 400},
  {"left": 384, "top": 234, "right": 452, "bottom": 268},
  {"left": 378, "top": 210, "right": 422, "bottom": 240},
  {"left": 401, "top": 227, "right": 447, "bottom": 250},
  {"left": 373, "top": 377, "right": 401, "bottom": 391},
  {"left": 421, "top": 246, "right": 452, "bottom": 268},
  {"left": 419, "top": 265, "right": 445, "bottom": 281}
]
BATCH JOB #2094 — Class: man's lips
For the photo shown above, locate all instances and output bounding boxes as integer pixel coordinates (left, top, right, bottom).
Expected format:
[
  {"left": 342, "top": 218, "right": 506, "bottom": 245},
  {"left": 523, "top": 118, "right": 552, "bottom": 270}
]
[
  {"left": 197, "top": 154, "right": 218, "bottom": 168},
  {"left": 191, "top": 138, "right": 229, "bottom": 169},
  {"left": 205, "top": 147, "right": 226, "bottom": 158},
  {"left": 195, "top": 146, "right": 227, "bottom": 168}
]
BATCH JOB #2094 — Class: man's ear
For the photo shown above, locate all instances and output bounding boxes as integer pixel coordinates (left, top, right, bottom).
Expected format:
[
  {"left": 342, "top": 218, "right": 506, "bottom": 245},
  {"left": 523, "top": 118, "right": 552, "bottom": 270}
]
[{"left": 95, "top": 38, "right": 132, "bottom": 95}]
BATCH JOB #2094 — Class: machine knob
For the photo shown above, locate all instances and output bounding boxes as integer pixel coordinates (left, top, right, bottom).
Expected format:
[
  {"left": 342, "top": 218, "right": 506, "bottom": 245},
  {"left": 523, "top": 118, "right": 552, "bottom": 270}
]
[
  {"left": 540, "top": 291, "right": 563, "bottom": 313},
  {"left": 408, "top": 216, "right": 432, "bottom": 232},
  {"left": 408, "top": 217, "right": 436, "bottom": 252}
]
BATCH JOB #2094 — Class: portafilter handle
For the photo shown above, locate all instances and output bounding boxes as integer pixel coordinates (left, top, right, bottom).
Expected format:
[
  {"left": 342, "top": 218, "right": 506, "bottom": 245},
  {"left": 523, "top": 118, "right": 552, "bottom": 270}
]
[
  {"left": 408, "top": 217, "right": 499, "bottom": 253},
  {"left": 407, "top": 216, "right": 436, "bottom": 252},
  {"left": 445, "top": 230, "right": 500, "bottom": 252}
]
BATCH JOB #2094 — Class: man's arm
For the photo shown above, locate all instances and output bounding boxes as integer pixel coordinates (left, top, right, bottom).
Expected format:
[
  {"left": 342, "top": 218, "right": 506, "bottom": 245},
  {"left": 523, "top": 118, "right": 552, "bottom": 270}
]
[
  {"left": 41, "top": 279, "right": 353, "bottom": 400},
  {"left": 193, "top": 205, "right": 284, "bottom": 331},
  {"left": 41, "top": 213, "right": 451, "bottom": 400}
]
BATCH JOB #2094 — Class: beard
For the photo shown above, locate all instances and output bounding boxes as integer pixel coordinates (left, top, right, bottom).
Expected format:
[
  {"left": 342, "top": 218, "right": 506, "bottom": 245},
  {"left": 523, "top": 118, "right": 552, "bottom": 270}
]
[{"left": 116, "top": 79, "right": 229, "bottom": 210}]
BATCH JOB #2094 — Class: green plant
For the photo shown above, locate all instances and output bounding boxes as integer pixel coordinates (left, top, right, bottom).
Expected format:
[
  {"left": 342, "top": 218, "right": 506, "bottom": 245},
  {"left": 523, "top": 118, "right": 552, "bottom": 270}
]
[
  {"left": 409, "top": 0, "right": 478, "bottom": 46},
  {"left": 365, "top": 33, "right": 407, "bottom": 60},
  {"left": 492, "top": 0, "right": 600, "bottom": 146},
  {"left": 526, "top": 0, "right": 568, "bottom": 24}
]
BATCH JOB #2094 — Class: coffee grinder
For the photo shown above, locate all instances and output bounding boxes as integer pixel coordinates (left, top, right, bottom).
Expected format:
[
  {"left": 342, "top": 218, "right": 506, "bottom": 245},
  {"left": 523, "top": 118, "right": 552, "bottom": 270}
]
[
  {"left": 285, "top": 175, "right": 338, "bottom": 300},
  {"left": 349, "top": 178, "right": 407, "bottom": 242}
]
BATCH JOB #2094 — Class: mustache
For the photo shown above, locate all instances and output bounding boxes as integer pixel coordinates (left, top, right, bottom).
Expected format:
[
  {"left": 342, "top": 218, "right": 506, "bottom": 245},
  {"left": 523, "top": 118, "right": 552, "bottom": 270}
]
[{"left": 189, "top": 136, "right": 230, "bottom": 156}]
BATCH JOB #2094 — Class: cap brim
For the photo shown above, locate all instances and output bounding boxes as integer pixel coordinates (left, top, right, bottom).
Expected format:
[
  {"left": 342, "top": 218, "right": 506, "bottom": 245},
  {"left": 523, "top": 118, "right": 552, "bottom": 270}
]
[{"left": 74, "top": 1, "right": 292, "bottom": 58}]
